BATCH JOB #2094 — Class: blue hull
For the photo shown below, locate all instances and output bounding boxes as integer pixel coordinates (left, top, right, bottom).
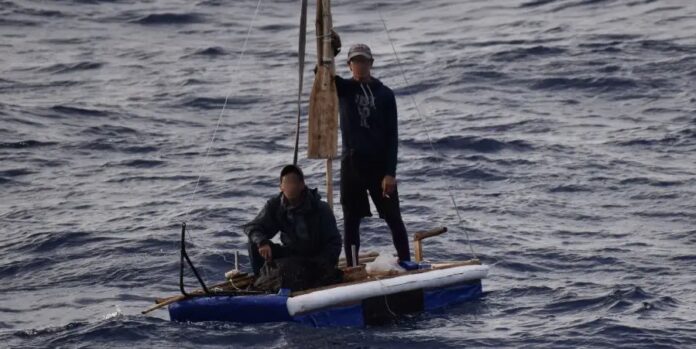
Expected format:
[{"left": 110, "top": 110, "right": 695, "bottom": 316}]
[{"left": 169, "top": 280, "right": 482, "bottom": 327}]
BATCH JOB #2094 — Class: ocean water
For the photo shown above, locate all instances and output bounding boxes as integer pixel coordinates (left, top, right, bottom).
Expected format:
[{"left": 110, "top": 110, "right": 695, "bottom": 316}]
[{"left": 2, "top": 0, "right": 696, "bottom": 347}]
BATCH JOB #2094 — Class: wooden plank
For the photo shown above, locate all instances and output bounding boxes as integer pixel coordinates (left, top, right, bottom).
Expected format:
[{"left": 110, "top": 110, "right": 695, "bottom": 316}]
[
  {"left": 337, "top": 255, "right": 377, "bottom": 269},
  {"left": 308, "top": 68, "right": 338, "bottom": 158},
  {"left": 414, "top": 226, "right": 447, "bottom": 241},
  {"left": 307, "top": 0, "right": 338, "bottom": 159},
  {"left": 430, "top": 259, "right": 481, "bottom": 269},
  {"left": 143, "top": 275, "right": 255, "bottom": 315},
  {"left": 337, "top": 251, "right": 379, "bottom": 267},
  {"left": 414, "top": 226, "right": 447, "bottom": 262}
]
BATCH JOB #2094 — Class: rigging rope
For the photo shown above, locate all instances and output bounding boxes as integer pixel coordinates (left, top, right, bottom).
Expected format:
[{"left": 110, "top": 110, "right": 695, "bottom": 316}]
[
  {"left": 182, "top": 0, "right": 263, "bottom": 224},
  {"left": 376, "top": 3, "right": 478, "bottom": 259},
  {"left": 175, "top": 0, "right": 264, "bottom": 273}
]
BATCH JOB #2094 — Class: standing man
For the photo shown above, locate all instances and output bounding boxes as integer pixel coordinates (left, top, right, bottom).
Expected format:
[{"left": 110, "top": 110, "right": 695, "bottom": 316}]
[{"left": 333, "top": 42, "right": 411, "bottom": 266}]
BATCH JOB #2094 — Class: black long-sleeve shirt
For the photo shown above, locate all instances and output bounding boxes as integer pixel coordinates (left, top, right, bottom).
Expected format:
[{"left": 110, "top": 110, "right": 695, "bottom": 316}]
[{"left": 335, "top": 76, "right": 399, "bottom": 176}]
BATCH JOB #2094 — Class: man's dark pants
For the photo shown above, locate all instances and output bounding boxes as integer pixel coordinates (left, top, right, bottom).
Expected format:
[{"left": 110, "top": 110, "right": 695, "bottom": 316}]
[{"left": 340, "top": 154, "right": 410, "bottom": 266}]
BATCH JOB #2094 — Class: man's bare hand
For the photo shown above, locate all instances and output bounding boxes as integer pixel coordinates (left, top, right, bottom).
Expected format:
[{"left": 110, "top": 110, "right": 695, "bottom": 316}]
[
  {"left": 382, "top": 175, "right": 396, "bottom": 198},
  {"left": 258, "top": 244, "right": 272, "bottom": 261}
]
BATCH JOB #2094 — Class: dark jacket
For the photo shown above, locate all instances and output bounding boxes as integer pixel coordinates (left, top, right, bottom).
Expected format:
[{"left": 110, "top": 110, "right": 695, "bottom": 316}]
[
  {"left": 244, "top": 188, "right": 341, "bottom": 267},
  {"left": 335, "top": 76, "right": 399, "bottom": 176}
]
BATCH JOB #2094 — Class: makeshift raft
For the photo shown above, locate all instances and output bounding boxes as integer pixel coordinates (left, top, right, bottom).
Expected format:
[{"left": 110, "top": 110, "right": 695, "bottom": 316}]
[
  {"left": 169, "top": 261, "right": 487, "bottom": 327},
  {"left": 144, "top": 226, "right": 488, "bottom": 327}
]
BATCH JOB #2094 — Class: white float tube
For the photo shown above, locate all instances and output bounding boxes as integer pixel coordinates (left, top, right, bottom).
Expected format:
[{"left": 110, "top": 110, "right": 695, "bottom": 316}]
[{"left": 286, "top": 264, "right": 489, "bottom": 316}]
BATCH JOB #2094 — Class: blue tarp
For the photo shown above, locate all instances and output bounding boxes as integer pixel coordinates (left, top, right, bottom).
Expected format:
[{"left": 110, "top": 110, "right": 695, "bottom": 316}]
[
  {"left": 169, "top": 294, "right": 292, "bottom": 323},
  {"left": 423, "top": 281, "right": 482, "bottom": 311},
  {"left": 169, "top": 280, "right": 483, "bottom": 326}
]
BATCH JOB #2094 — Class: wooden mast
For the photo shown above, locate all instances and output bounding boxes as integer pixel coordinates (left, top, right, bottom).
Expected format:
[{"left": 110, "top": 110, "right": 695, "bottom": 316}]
[{"left": 308, "top": 0, "right": 338, "bottom": 209}]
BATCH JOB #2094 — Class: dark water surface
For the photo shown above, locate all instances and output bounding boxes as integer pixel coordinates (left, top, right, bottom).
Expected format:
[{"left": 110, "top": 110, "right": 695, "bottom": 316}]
[{"left": 2, "top": 0, "right": 696, "bottom": 347}]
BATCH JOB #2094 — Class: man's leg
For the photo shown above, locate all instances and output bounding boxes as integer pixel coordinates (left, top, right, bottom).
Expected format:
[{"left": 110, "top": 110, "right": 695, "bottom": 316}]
[
  {"left": 343, "top": 213, "right": 362, "bottom": 266},
  {"left": 340, "top": 156, "right": 371, "bottom": 267},
  {"left": 368, "top": 181, "right": 411, "bottom": 262},
  {"left": 383, "top": 199, "right": 411, "bottom": 262}
]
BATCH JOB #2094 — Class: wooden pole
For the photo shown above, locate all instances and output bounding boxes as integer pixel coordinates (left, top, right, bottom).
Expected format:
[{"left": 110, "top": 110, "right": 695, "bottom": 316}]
[
  {"left": 315, "top": 0, "right": 322, "bottom": 61},
  {"left": 413, "top": 227, "right": 447, "bottom": 262},
  {"left": 143, "top": 274, "right": 254, "bottom": 315},
  {"left": 326, "top": 159, "right": 333, "bottom": 209},
  {"left": 321, "top": 0, "right": 333, "bottom": 67}
]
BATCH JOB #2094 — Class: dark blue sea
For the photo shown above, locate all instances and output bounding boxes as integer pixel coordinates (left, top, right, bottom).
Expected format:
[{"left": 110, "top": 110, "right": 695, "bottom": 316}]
[{"left": 2, "top": 0, "right": 696, "bottom": 347}]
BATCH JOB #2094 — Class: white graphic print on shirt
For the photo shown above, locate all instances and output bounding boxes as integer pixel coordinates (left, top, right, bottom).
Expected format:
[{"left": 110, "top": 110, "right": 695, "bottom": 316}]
[{"left": 355, "top": 86, "right": 376, "bottom": 129}]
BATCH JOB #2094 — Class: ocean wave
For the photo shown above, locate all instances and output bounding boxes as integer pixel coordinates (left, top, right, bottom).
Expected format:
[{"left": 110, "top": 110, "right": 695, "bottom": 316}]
[
  {"left": 544, "top": 286, "right": 651, "bottom": 314},
  {"left": 73, "top": 139, "right": 160, "bottom": 153},
  {"left": 105, "top": 174, "right": 198, "bottom": 183},
  {"left": 11, "top": 7, "right": 66, "bottom": 18},
  {"left": 632, "top": 210, "right": 695, "bottom": 219},
  {"left": 79, "top": 124, "right": 139, "bottom": 136},
  {"left": 618, "top": 177, "right": 684, "bottom": 187},
  {"left": 0, "top": 168, "right": 35, "bottom": 177},
  {"left": 404, "top": 135, "right": 534, "bottom": 153},
  {"left": 0, "top": 18, "right": 40, "bottom": 27},
  {"left": 392, "top": 79, "right": 441, "bottom": 96},
  {"left": 179, "top": 96, "right": 264, "bottom": 110},
  {"left": 51, "top": 105, "right": 110, "bottom": 117},
  {"left": 101, "top": 159, "right": 167, "bottom": 169},
  {"left": 190, "top": 46, "right": 227, "bottom": 57},
  {"left": 0, "top": 256, "right": 57, "bottom": 277},
  {"left": 460, "top": 154, "right": 537, "bottom": 166},
  {"left": 461, "top": 119, "right": 552, "bottom": 133},
  {"left": 519, "top": 0, "right": 558, "bottom": 8},
  {"left": 490, "top": 45, "right": 566, "bottom": 61},
  {"left": 495, "top": 260, "right": 552, "bottom": 272},
  {"left": 551, "top": 0, "right": 617, "bottom": 13},
  {"left": 642, "top": 6, "right": 684, "bottom": 15},
  {"left": 132, "top": 13, "right": 205, "bottom": 25},
  {"left": 0, "top": 140, "right": 57, "bottom": 149},
  {"left": 530, "top": 76, "right": 639, "bottom": 92},
  {"left": 38, "top": 61, "right": 103, "bottom": 74},
  {"left": 548, "top": 184, "right": 594, "bottom": 193},
  {"left": 408, "top": 165, "right": 508, "bottom": 182}
]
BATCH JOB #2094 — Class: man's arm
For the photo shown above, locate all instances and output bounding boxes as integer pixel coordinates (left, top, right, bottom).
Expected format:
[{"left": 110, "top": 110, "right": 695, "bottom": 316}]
[
  {"left": 243, "top": 198, "right": 280, "bottom": 246},
  {"left": 384, "top": 91, "right": 398, "bottom": 177},
  {"left": 334, "top": 75, "right": 348, "bottom": 96},
  {"left": 327, "top": 30, "right": 347, "bottom": 96}
]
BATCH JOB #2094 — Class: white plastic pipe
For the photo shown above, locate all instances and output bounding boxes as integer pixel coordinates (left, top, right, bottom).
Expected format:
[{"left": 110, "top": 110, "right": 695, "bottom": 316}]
[{"left": 286, "top": 264, "right": 489, "bottom": 315}]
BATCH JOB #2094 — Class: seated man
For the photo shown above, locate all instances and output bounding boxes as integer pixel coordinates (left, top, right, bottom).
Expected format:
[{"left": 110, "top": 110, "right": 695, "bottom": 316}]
[{"left": 244, "top": 164, "right": 342, "bottom": 290}]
